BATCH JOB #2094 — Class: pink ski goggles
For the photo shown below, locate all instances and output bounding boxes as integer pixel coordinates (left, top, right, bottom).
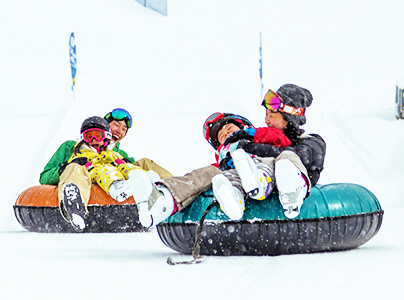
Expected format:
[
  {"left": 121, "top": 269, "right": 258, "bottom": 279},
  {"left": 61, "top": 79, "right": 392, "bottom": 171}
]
[
  {"left": 82, "top": 128, "right": 112, "bottom": 143},
  {"left": 262, "top": 89, "right": 305, "bottom": 116}
]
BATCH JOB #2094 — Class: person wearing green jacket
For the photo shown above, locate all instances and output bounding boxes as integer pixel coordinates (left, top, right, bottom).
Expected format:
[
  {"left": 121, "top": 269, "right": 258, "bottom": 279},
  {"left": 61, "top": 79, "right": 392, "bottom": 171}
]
[
  {"left": 39, "top": 108, "right": 173, "bottom": 232},
  {"left": 39, "top": 140, "right": 135, "bottom": 185}
]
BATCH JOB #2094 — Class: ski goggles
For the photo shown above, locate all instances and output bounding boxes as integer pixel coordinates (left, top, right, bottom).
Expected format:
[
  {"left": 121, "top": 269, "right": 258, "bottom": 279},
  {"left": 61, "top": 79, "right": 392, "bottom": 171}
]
[
  {"left": 105, "top": 108, "right": 133, "bottom": 128},
  {"left": 203, "top": 112, "right": 225, "bottom": 140},
  {"left": 261, "top": 89, "right": 305, "bottom": 116},
  {"left": 82, "top": 128, "right": 112, "bottom": 143},
  {"left": 203, "top": 112, "right": 252, "bottom": 146}
]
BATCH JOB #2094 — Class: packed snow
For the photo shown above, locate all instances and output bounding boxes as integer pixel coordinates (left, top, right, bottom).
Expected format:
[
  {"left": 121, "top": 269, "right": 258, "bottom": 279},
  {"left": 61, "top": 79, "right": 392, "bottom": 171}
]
[{"left": 1, "top": 0, "right": 404, "bottom": 299}]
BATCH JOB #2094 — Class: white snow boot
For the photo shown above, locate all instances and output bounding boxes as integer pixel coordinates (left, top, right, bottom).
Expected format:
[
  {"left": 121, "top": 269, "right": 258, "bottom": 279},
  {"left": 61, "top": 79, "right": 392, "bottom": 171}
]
[
  {"left": 128, "top": 169, "right": 174, "bottom": 227},
  {"left": 212, "top": 173, "right": 245, "bottom": 221},
  {"left": 109, "top": 180, "right": 133, "bottom": 202},
  {"left": 231, "top": 149, "right": 272, "bottom": 200},
  {"left": 275, "top": 159, "right": 308, "bottom": 219}
]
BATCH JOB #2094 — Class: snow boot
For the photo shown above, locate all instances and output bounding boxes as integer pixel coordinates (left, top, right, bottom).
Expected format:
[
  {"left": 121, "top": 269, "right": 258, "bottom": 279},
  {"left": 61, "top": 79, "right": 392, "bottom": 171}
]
[
  {"left": 60, "top": 183, "right": 88, "bottom": 232},
  {"left": 275, "top": 159, "right": 308, "bottom": 219},
  {"left": 109, "top": 180, "right": 133, "bottom": 202},
  {"left": 212, "top": 173, "right": 245, "bottom": 221},
  {"left": 231, "top": 149, "right": 272, "bottom": 200},
  {"left": 128, "top": 169, "right": 175, "bottom": 227}
]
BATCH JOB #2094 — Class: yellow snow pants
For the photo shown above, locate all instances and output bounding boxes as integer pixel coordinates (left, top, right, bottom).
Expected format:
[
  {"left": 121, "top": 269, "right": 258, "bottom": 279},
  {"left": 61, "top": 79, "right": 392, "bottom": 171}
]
[
  {"left": 90, "top": 163, "right": 144, "bottom": 194},
  {"left": 58, "top": 158, "right": 173, "bottom": 211}
]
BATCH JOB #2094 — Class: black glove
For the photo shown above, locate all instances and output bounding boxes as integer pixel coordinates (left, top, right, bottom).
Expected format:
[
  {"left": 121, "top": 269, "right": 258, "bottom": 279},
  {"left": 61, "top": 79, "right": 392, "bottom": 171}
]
[
  {"left": 58, "top": 163, "right": 68, "bottom": 176},
  {"left": 58, "top": 157, "right": 89, "bottom": 176},
  {"left": 219, "top": 155, "right": 234, "bottom": 171},
  {"left": 234, "top": 139, "right": 254, "bottom": 152},
  {"left": 71, "top": 157, "right": 89, "bottom": 166},
  {"left": 223, "top": 128, "right": 256, "bottom": 146}
]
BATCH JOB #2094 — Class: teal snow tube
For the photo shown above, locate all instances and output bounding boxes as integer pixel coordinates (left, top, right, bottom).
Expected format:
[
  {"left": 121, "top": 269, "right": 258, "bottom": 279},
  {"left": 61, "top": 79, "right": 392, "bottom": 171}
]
[{"left": 156, "top": 183, "right": 383, "bottom": 256}]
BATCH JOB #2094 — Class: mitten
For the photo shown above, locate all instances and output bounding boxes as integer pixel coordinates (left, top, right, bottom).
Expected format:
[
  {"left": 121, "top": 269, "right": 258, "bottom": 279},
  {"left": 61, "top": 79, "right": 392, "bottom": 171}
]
[
  {"left": 58, "top": 157, "right": 91, "bottom": 176},
  {"left": 58, "top": 163, "right": 68, "bottom": 176},
  {"left": 224, "top": 127, "right": 257, "bottom": 146},
  {"left": 219, "top": 155, "right": 234, "bottom": 170},
  {"left": 71, "top": 157, "right": 89, "bottom": 166}
]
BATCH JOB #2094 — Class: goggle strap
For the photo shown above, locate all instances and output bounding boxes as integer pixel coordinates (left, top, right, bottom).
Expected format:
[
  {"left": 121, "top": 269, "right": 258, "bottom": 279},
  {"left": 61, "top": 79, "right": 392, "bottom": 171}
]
[
  {"left": 279, "top": 104, "right": 305, "bottom": 116},
  {"left": 262, "top": 97, "right": 305, "bottom": 117},
  {"left": 105, "top": 131, "right": 112, "bottom": 139}
]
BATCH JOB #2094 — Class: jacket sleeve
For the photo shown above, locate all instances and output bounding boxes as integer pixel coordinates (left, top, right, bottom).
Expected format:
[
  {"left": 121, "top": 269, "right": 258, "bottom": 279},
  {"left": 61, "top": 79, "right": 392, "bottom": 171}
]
[
  {"left": 253, "top": 127, "right": 292, "bottom": 147},
  {"left": 39, "top": 140, "right": 77, "bottom": 185},
  {"left": 294, "top": 134, "right": 326, "bottom": 185},
  {"left": 240, "top": 140, "right": 284, "bottom": 158},
  {"left": 113, "top": 143, "right": 135, "bottom": 163}
]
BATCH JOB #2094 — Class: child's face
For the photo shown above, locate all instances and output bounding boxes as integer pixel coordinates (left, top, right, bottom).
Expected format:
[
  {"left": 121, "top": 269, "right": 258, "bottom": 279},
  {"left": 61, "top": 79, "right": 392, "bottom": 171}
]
[
  {"left": 89, "top": 139, "right": 105, "bottom": 149},
  {"left": 217, "top": 123, "right": 240, "bottom": 145},
  {"left": 265, "top": 109, "right": 289, "bottom": 130}
]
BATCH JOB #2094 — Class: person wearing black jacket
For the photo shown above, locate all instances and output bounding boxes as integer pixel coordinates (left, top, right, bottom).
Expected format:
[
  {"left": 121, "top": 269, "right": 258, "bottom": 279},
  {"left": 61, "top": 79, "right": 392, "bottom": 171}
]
[{"left": 223, "top": 84, "right": 326, "bottom": 218}]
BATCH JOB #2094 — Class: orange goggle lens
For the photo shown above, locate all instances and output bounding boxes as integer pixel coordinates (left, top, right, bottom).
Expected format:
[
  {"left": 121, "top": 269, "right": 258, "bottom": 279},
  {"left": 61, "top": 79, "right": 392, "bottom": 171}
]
[{"left": 82, "top": 129, "right": 111, "bottom": 143}]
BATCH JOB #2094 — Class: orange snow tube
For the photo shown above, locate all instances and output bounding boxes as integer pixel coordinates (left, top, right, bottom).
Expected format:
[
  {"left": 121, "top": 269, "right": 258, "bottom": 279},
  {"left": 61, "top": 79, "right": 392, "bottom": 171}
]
[{"left": 14, "top": 185, "right": 144, "bottom": 233}]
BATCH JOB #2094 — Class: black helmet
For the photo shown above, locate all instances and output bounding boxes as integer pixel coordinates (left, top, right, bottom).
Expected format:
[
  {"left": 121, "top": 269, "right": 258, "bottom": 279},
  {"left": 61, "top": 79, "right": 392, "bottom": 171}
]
[
  {"left": 203, "top": 112, "right": 253, "bottom": 149},
  {"left": 81, "top": 116, "right": 110, "bottom": 133}
]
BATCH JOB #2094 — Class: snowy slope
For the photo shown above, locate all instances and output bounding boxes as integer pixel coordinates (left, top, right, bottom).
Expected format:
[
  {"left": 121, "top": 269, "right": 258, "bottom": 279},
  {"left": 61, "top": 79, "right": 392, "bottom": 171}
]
[{"left": 1, "top": 0, "right": 404, "bottom": 299}]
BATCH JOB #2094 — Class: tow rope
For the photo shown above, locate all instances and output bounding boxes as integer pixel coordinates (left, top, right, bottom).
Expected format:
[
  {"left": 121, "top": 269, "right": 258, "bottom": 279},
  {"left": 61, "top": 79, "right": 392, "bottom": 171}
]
[{"left": 167, "top": 196, "right": 218, "bottom": 265}]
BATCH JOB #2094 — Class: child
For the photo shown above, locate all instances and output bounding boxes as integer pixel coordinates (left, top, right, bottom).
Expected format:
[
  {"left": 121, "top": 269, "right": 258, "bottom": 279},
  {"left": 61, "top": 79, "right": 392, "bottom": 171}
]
[
  {"left": 202, "top": 112, "right": 297, "bottom": 220},
  {"left": 60, "top": 116, "right": 152, "bottom": 231}
]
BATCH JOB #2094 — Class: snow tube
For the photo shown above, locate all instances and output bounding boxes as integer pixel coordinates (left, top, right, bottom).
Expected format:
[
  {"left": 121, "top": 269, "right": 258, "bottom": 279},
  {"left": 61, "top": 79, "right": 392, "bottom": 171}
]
[
  {"left": 157, "top": 183, "right": 383, "bottom": 256},
  {"left": 13, "top": 185, "right": 144, "bottom": 233}
]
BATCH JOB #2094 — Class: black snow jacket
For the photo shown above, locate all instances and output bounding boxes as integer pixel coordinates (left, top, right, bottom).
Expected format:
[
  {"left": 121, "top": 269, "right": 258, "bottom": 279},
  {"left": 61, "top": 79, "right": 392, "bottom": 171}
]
[{"left": 237, "top": 125, "right": 326, "bottom": 186}]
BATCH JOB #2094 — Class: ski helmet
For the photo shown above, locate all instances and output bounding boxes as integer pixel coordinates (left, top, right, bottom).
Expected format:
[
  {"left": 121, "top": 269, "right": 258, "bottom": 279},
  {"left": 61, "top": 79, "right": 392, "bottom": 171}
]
[
  {"left": 81, "top": 116, "right": 110, "bottom": 133},
  {"left": 203, "top": 112, "right": 253, "bottom": 149},
  {"left": 80, "top": 116, "right": 113, "bottom": 150}
]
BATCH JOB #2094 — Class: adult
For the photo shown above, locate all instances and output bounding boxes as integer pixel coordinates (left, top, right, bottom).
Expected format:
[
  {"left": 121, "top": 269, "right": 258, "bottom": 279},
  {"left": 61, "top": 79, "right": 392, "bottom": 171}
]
[
  {"left": 235, "top": 84, "right": 326, "bottom": 187},
  {"left": 39, "top": 108, "right": 173, "bottom": 231}
]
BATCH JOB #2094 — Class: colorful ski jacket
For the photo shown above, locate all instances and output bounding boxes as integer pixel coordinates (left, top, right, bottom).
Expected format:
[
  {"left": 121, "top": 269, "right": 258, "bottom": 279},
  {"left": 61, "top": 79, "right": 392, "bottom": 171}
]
[
  {"left": 39, "top": 140, "right": 135, "bottom": 185},
  {"left": 68, "top": 144, "right": 125, "bottom": 166},
  {"left": 213, "top": 126, "right": 292, "bottom": 168}
]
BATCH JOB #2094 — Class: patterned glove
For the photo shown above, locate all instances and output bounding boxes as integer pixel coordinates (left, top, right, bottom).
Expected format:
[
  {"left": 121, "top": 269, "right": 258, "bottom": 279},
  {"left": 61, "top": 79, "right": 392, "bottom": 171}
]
[
  {"left": 58, "top": 157, "right": 90, "bottom": 176},
  {"left": 223, "top": 127, "right": 257, "bottom": 146}
]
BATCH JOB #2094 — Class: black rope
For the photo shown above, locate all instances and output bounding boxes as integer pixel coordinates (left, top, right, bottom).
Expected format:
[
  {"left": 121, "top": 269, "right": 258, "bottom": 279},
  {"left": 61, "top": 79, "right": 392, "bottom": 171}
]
[
  {"left": 167, "top": 197, "right": 218, "bottom": 265},
  {"left": 191, "top": 199, "right": 217, "bottom": 259}
]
